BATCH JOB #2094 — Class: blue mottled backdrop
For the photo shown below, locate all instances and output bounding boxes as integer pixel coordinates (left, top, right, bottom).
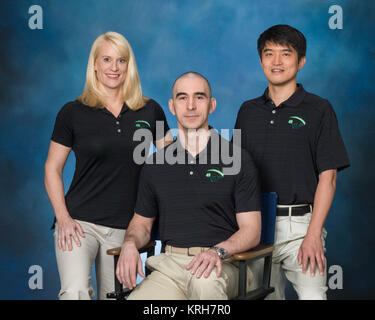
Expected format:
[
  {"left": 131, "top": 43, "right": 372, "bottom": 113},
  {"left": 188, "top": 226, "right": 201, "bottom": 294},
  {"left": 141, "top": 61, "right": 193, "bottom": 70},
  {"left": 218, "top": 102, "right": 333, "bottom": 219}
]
[{"left": 0, "top": 0, "right": 374, "bottom": 299}]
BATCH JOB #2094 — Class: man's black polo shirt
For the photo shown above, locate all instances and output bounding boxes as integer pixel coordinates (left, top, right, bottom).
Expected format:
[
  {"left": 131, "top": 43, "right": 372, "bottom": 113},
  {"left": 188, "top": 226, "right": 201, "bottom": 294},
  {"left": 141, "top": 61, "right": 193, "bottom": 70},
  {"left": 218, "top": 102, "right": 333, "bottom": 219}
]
[
  {"left": 135, "top": 130, "right": 261, "bottom": 247},
  {"left": 51, "top": 98, "right": 169, "bottom": 229},
  {"left": 234, "top": 84, "right": 350, "bottom": 205}
]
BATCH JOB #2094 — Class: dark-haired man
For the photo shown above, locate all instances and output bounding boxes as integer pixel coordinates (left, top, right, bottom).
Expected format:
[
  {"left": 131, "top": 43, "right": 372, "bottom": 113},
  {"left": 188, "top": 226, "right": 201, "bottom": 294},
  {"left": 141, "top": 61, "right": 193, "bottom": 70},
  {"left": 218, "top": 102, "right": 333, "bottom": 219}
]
[
  {"left": 234, "top": 25, "right": 350, "bottom": 299},
  {"left": 116, "top": 72, "right": 261, "bottom": 299}
]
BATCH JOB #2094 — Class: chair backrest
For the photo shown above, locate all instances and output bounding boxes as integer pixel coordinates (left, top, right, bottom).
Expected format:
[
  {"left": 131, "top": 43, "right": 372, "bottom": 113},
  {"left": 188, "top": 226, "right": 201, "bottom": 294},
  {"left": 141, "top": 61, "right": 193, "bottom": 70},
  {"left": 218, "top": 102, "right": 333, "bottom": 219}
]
[
  {"left": 150, "top": 218, "right": 160, "bottom": 241},
  {"left": 260, "top": 192, "right": 278, "bottom": 245}
]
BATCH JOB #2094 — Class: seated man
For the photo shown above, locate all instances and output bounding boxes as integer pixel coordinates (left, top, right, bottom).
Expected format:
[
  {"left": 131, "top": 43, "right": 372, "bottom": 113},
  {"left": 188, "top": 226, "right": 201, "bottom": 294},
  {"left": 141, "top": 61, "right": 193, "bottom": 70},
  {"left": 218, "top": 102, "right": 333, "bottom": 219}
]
[{"left": 116, "top": 71, "right": 261, "bottom": 300}]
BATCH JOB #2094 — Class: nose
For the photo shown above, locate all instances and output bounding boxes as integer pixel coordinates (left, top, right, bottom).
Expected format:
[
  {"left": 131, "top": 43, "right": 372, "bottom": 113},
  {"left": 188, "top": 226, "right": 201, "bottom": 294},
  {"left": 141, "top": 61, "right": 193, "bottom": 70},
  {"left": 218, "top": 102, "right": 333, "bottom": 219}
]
[
  {"left": 187, "top": 97, "right": 196, "bottom": 110},
  {"left": 110, "top": 60, "right": 119, "bottom": 71},
  {"left": 273, "top": 53, "right": 282, "bottom": 65}
]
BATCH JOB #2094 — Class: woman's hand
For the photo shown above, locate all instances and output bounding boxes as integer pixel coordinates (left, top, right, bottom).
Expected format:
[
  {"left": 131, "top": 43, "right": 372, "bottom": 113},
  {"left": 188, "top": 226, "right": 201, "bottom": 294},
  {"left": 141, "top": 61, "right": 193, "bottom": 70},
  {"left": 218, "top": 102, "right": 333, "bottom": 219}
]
[{"left": 56, "top": 216, "right": 85, "bottom": 251}]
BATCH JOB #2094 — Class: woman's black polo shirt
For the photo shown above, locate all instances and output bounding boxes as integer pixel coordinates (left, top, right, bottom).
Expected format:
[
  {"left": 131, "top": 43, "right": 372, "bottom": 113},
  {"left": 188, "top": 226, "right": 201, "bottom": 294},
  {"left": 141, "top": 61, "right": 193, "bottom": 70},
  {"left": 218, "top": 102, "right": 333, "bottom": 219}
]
[
  {"left": 134, "top": 130, "right": 261, "bottom": 247},
  {"left": 51, "top": 98, "right": 169, "bottom": 229},
  {"left": 234, "top": 84, "right": 350, "bottom": 205}
]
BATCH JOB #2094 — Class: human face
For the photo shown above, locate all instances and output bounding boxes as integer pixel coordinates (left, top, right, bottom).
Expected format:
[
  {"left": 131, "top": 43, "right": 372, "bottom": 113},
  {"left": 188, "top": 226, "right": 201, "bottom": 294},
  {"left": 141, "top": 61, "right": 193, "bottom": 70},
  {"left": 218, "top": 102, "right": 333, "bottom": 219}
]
[
  {"left": 94, "top": 41, "right": 128, "bottom": 92},
  {"left": 169, "top": 75, "right": 216, "bottom": 132},
  {"left": 260, "top": 41, "right": 305, "bottom": 87}
]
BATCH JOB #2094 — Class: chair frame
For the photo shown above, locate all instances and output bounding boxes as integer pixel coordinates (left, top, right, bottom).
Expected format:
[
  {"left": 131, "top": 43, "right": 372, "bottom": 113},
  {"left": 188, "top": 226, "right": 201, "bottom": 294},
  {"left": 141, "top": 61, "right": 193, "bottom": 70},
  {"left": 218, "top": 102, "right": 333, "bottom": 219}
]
[
  {"left": 233, "top": 244, "right": 274, "bottom": 300},
  {"left": 107, "top": 192, "right": 277, "bottom": 300},
  {"left": 106, "top": 242, "right": 156, "bottom": 300},
  {"left": 107, "top": 242, "right": 274, "bottom": 300}
]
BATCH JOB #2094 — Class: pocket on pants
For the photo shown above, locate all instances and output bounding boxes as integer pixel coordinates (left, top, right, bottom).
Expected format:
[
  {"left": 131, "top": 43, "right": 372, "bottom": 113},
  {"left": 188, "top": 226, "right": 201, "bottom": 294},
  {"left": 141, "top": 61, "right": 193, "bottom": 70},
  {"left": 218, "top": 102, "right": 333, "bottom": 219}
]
[
  {"left": 289, "top": 213, "right": 311, "bottom": 240},
  {"left": 145, "top": 254, "right": 168, "bottom": 272}
]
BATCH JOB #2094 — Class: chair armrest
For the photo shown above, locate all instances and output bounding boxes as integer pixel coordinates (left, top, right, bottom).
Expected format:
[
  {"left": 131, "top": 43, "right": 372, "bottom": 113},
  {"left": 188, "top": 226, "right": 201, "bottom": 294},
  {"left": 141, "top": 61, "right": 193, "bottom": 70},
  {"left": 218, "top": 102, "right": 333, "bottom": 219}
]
[
  {"left": 232, "top": 244, "right": 274, "bottom": 261},
  {"left": 106, "top": 241, "right": 157, "bottom": 256}
]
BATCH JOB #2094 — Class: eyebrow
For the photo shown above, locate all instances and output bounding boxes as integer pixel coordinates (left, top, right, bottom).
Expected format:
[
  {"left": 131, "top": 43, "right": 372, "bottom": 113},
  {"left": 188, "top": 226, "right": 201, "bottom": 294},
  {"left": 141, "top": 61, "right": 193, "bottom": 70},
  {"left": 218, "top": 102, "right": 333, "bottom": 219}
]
[
  {"left": 263, "top": 48, "right": 293, "bottom": 52},
  {"left": 101, "top": 55, "right": 126, "bottom": 59},
  {"left": 175, "top": 92, "right": 208, "bottom": 98}
]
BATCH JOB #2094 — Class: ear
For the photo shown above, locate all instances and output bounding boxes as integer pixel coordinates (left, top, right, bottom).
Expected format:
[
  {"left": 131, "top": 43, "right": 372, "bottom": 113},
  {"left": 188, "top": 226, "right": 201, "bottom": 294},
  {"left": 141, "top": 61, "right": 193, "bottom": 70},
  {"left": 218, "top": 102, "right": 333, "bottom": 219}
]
[
  {"left": 208, "top": 97, "right": 217, "bottom": 114},
  {"left": 168, "top": 99, "right": 176, "bottom": 116},
  {"left": 298, "top": 56, "right": 306, "bottom": 71}
]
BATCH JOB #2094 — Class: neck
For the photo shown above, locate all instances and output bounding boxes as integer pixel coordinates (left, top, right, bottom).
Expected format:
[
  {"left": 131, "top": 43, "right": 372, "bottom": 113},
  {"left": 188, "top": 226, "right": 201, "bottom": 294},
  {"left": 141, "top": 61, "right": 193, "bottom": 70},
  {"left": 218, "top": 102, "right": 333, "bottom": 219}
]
[
  {"left": 99, "top": 85, "right": 124, "bottom": 109},
  {"left": 268, "top": 81, "right": 297, "bottom": 107},
  {"left": 178, "top": 124, "right": 211, "bottom": 157}
]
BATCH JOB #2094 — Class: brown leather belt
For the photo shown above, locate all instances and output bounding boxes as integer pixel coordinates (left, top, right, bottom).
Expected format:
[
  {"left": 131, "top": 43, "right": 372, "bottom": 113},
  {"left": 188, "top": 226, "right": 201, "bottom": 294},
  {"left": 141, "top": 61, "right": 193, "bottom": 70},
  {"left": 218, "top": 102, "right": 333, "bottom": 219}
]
[{"left": 165, "top": 245, "right": 211, "bottom": 256}]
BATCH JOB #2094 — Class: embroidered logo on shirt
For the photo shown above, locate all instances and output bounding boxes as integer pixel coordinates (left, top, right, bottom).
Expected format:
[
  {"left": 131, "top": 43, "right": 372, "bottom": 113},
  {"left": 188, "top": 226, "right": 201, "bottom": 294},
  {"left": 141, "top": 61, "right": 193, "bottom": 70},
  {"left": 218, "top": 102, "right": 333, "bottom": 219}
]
[
  {"left": 205, "top": 169, "right": 224, "bottom": 182},
  {"left": 288, "top": 116, "right": 306, "bottom": 129},
  {"left": 135, "top": 120, "right": 151, "bottom": 129}
]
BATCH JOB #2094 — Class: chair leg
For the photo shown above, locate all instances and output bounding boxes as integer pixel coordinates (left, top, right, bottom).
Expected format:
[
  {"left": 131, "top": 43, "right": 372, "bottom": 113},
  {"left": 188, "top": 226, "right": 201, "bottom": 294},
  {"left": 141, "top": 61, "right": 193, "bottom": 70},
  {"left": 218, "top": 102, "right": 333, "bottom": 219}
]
[
  {"left": 263, "top": 254, "right": 272, "bottom": 289},
  {"left": 113, "top": 255, "right": 123, "bottom": 300},
  {"left": 238, "top": 261, "right": 247, "bottom": 299},
  {"left": 107, "top": 255, "right": 128, "bottom": 300}
]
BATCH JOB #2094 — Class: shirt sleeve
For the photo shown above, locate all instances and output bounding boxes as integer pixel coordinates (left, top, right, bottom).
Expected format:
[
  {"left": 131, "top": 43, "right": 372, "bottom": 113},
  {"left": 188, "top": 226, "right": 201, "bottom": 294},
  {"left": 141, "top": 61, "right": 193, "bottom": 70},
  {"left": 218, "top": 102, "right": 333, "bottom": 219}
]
[
  {"left": 134, "top": 164, "right": 158, "bottom": 218},
  {"left": 315, "top": 102, "right": 350, "bottom": 173},
  {"left": 233, "top": 103, "right": 247, "bottom": 149},
  {"left": 234, "top": 149, "right": 262, "bottom": 213},
  {"left": 151, "top": 100, "right": 170, "bottom": 141},
  {"left": 51, "top": 103, "right": 74, "bottom": 147}
]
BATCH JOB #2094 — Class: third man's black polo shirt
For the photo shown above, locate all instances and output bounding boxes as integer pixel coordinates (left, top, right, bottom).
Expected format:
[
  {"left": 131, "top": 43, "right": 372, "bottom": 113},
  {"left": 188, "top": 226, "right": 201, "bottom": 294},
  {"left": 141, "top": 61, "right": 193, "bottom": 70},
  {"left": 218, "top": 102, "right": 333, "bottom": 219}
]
[{"left": 234, "top": 84, "right": 350, "bottom": 205}]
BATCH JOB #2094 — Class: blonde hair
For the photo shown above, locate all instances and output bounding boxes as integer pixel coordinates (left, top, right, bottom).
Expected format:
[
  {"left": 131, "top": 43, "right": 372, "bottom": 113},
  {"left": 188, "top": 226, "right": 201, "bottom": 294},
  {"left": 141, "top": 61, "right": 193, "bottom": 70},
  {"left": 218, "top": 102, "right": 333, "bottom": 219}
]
[{"left": 78, "top": 31, "right": 148, "bottom": 110}]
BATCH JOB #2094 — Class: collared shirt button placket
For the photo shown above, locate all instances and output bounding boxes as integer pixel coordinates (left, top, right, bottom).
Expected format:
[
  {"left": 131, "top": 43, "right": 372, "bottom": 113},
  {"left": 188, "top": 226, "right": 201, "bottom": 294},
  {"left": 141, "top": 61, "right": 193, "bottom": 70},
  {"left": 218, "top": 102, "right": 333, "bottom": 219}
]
[
  {"left": 116, "top": 117, "right": 121, "bottom": 134},
  {"left": 270, "top": 101, "right": 276, "bottom": 125}
]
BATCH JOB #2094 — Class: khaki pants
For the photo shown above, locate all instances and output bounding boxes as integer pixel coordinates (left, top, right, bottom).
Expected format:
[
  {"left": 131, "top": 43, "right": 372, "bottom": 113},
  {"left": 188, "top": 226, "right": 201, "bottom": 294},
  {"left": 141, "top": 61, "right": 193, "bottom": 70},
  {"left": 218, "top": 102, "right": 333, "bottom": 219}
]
[
  {"left": 54, "top": 220, "right": 125, "bottom": 300},
  {"left": 128, "top": 248, "right": 252, "bottom": 300},
  {"left": 249, "top": 212, "right": 328, "bottom": 300}
]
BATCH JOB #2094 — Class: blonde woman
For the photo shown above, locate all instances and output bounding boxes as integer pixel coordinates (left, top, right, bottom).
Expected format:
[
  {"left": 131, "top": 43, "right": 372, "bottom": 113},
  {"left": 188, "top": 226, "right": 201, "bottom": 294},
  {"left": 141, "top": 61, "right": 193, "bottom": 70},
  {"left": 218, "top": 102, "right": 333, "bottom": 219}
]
[{"left": 44, "top": 32, "right": 171, "bottom": 300}]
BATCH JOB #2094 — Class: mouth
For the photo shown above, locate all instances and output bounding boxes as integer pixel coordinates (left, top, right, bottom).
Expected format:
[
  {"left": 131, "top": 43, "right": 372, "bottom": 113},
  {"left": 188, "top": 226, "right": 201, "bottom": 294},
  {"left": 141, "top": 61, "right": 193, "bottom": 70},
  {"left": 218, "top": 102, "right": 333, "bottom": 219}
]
[
  {"left": 184, "top": 114, "right": 200, "bottom": 119},
  {"left": 106, "top": 74, "right": 120, "bottom": 79},
  {"left": 271, "top": 68, "right": 284, "bottom": 74}
]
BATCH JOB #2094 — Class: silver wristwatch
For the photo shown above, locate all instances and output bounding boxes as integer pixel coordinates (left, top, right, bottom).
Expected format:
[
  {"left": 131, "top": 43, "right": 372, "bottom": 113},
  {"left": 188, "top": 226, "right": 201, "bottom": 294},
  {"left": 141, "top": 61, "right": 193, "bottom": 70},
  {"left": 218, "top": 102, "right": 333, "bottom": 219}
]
[{"left": 211, "top": 246, "right": 228, "bottom": 259}]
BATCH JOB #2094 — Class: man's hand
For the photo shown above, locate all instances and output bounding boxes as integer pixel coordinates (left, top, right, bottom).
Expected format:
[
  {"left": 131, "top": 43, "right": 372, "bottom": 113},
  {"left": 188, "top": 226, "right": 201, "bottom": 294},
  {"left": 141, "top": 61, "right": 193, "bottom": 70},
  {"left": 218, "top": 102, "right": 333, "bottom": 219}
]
[
  {"left": 116, "top": 241, "right": 145, "bottom": 290},
  {"left": 186, "top": 249, "right": 222, "bottom": 278},
  {"left": 298, "top": 233, "right": 326, "bottom": 277}
]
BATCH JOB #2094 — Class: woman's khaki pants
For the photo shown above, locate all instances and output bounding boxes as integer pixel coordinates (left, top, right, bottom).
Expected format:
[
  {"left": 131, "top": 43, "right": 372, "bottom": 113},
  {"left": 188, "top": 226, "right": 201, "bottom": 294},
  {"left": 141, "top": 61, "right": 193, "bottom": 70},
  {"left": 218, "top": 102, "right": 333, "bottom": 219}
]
[{"left": 54, "top": 220, "right": 125, "bottom": 300}]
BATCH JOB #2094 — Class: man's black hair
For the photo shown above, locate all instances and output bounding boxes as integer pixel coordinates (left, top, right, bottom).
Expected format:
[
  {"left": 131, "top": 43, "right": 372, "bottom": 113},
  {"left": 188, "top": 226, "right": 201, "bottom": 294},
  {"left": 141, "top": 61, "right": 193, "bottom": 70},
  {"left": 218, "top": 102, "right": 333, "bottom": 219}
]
[{"left": 257, "top": 25, "right": 306, "bottom": 61}]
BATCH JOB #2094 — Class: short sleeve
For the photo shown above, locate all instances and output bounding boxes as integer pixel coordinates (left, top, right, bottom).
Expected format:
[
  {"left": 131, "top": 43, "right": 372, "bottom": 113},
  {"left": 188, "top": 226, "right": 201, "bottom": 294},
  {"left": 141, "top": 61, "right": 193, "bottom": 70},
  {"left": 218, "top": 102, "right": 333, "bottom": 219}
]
[
  {"left": 51, "top": 103, "right": 74, "bottom": 147},
  {"left": 315, "top": 102, "right": 350, "bottom": 173},
  {"left": 234, "top": 149, "right": 261, "bottom": 213},
  {"left": 134, "top": 165, "right": 158, "bottom": 218},
  {"left": 151, "top": 100, "right": 170, "bottom": 141},
  {"left": 233, "top": 103, "right": 247, "bottom": 148}
]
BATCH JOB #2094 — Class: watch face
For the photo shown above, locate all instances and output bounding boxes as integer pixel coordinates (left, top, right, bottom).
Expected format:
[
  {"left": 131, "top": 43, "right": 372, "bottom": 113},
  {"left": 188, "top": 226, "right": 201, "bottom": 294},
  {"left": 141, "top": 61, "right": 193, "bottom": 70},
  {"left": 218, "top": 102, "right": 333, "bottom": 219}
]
[{"left": 216, "top": 247, "right": 227, "bottom": 259}]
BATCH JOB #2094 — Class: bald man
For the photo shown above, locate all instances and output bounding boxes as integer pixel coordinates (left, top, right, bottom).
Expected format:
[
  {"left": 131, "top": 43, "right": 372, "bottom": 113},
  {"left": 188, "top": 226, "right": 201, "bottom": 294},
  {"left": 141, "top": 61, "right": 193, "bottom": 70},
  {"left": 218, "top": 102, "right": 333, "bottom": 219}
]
[{"left": 115, "top": 72, "right": 262, "bottom": 300}]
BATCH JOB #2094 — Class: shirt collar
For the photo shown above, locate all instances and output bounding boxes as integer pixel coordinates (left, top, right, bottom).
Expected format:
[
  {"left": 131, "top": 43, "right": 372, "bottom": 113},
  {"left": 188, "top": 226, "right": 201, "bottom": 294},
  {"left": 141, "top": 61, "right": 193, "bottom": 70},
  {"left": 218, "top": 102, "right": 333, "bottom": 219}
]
[
  {"left": 100, "top": 102, "right": 129, "bottom": 116},
  {"left": 173, "top": 126, "right": 218, "bottom": 159},
  {"left": 263, "top": 83, "right": 306, "bottom": 108}
]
